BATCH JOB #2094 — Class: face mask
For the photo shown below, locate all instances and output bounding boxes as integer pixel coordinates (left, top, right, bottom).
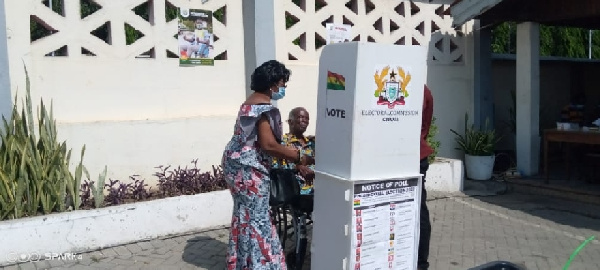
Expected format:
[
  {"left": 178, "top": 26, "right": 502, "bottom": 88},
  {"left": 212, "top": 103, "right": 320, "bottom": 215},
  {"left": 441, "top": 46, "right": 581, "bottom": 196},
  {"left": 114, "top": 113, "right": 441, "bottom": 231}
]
[{"left": 271, "top": 87, "right": 286, "bottom": 100}]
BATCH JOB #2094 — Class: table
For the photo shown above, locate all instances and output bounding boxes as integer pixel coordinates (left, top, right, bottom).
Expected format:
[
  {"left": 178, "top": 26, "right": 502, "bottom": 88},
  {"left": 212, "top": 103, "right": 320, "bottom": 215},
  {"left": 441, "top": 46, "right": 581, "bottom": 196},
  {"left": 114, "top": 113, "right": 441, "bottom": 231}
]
[{"left": 544, "top": 129, "right": 600, "bottom": 183}]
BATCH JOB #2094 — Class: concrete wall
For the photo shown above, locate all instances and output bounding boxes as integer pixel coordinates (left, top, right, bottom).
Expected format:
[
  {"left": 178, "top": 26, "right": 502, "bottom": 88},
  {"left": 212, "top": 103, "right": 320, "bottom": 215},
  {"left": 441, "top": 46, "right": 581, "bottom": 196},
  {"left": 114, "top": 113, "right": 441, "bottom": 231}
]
[
  {"left": 0, "top": 0, "right": 475, "bottom": 185},
  {"left": 1, "top": 0, "right": 244, "bottom": 185}
]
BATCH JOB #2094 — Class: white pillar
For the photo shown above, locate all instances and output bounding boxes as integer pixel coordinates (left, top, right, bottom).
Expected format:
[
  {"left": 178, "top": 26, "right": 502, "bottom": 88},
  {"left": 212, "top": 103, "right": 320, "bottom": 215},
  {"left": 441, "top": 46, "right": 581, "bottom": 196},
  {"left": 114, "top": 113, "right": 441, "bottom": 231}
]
[
  {"left": 242, "top": 0, "right": 283, "bottom": 98},
  {"left": 0, "top": 0, "right": 32, "bottom": 122},
  {"left": 516, "top": 22, "right": 540, "bottom": 176},
  {"left": 0, "top": 2, "right": 12, "bottom": 120}
]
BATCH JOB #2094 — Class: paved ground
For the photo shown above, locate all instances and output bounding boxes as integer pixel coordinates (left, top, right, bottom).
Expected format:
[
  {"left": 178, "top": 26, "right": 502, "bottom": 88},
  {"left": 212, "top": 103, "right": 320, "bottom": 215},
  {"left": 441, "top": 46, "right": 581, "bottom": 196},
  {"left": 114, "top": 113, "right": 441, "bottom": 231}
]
[{"left": 3, "top": 191, "right": 600, "bottom": 270}]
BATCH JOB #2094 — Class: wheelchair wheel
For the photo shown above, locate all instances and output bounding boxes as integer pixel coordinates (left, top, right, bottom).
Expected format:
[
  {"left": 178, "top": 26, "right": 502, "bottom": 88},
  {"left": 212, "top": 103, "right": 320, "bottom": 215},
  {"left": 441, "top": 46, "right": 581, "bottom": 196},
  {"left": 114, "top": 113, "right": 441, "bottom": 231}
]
[
  {"left": 270, "top": 205, "right": 308, "bottom": 270},
  {"left": 270, "top": 205, "right": 292, "bottom": 248},
  {"left": 288, "top": 207, "right": 310, "bottom": 270}
]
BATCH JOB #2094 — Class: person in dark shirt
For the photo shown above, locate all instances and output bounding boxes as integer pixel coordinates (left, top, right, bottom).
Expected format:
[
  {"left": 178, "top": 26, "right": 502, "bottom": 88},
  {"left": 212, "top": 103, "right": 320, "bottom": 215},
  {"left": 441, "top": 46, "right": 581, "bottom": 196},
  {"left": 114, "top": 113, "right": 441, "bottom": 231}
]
[{"left": 418, "top": 85, "right": 434, "bottom": 270}]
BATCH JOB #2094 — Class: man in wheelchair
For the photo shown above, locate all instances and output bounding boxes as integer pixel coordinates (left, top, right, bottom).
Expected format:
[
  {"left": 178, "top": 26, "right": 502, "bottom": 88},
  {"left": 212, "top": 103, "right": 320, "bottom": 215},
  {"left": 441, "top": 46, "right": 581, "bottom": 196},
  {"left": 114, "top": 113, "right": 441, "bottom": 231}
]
[{"left": 272, "top": 107, "right": 315, "bottom": 213}]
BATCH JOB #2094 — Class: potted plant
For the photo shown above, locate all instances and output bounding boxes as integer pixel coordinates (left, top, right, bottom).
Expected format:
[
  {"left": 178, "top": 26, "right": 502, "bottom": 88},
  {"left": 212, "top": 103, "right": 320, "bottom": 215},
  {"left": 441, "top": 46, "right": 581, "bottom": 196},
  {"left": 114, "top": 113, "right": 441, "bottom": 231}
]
[{"left": 450, "top": 113, "right": 500, "bottom": 180}]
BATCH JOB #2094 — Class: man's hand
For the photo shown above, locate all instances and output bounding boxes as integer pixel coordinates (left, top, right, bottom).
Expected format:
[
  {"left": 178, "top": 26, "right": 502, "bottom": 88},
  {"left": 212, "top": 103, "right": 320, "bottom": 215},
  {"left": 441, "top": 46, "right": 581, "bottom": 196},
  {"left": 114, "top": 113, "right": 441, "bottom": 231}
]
[
  {"left": 300, "top": 155, "right": 315, "bottom": 166},
  {"left": 297, "top": 165, "right": 315, "bottom": 185}
]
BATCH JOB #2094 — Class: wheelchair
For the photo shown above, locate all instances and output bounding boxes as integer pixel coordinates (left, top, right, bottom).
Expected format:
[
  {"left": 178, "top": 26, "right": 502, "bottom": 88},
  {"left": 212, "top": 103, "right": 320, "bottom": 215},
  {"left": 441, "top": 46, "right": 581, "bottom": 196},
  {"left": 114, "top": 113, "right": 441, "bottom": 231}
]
[{"left": 270, "top": 190, "right": 314, "bottom": 269}]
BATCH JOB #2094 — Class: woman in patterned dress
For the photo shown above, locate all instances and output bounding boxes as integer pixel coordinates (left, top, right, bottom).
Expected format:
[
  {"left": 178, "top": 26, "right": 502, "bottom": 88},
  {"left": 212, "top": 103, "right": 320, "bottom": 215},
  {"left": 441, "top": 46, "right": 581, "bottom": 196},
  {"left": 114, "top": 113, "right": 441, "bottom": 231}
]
[{"left": 222, "top": 60, "right": 312, "bottom": 270}]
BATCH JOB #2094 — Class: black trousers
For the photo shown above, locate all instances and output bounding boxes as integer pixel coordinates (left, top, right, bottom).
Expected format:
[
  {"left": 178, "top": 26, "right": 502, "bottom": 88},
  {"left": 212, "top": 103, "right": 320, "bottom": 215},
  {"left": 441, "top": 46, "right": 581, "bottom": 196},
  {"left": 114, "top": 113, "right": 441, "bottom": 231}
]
[{"left": 418, "top": 157, "right": 432, "bottom": 270}]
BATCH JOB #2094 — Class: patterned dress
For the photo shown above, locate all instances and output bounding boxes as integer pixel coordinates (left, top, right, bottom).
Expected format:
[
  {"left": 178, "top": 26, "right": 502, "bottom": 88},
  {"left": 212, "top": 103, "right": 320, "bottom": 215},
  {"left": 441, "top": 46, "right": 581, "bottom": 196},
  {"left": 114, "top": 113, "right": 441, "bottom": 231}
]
[
  {"left": 221, "top": 104, "right": 287, "bottom": 270},
  {"left": 272, "top": 134, "right": 316, "bottom": 195}
]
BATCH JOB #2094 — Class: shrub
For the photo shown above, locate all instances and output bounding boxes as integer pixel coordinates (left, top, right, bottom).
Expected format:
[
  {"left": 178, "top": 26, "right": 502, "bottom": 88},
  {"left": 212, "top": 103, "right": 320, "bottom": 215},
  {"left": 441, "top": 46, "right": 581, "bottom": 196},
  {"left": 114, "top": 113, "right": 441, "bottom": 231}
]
[
  {"left": 79, "top": 166, "right": 108, "bottom": 209},
  {"left": 78, "top": 160, "right": 226, "bottom": 209},
  {"left": 427, "top": 117, "right": 441, "bottom": 163},
  {"left": 155, "top": 159, "right": 227, "bottom": 197},
  {"left": 0, "top": 68, "right": 87, "bottom": 220}
]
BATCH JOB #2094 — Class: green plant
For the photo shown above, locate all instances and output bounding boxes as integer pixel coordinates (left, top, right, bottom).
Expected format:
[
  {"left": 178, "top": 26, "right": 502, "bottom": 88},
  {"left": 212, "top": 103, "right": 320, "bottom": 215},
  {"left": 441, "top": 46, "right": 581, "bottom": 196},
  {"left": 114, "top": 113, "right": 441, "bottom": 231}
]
[
  {"left": 155, "top": 160, "right": 226, "bottom": 197},
  {"left": 427, "top": 117, "right": 441, "bottom": 163},
  {"left": 0, "top": 66, "right": 87, "bottom": 220},
  {"left": 450, "top": 113, "right": 500, "bottom": 156},
  {"left": 91, "top": 166, "right": 107, "bottom": 208}
]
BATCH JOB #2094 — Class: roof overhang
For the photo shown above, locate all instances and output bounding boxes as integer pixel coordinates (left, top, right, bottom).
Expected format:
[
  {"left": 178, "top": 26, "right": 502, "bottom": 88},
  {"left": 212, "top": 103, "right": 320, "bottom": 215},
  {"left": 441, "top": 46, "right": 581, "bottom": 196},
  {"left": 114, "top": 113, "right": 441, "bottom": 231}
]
[
  {"left": 446, "top": 0, "right": 600, "bottom": 30},
  {"left": 446, "top": 0, "right": 505, "bottom": 27}
]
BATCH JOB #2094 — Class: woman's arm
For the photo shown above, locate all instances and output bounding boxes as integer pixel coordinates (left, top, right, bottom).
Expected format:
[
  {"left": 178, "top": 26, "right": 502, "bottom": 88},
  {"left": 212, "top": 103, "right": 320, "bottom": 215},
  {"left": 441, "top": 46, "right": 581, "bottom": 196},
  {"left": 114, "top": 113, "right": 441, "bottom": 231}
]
[{"left": 257, "top": 116, "right": 302, "bottom": 162}]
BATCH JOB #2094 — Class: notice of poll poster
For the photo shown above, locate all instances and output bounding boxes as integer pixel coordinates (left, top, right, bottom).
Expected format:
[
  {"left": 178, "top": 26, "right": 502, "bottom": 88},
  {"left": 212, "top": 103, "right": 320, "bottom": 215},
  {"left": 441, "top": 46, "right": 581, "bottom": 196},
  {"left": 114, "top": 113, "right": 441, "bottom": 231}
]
[
  {"left": 326, "top": 23, "right": 352, "bottom": 44},
  {"left": 352, "top": 178, "right": 421, "bottom": 270},
  {"left": 178, "top": 8, "right": 215, "bottom": 66}
]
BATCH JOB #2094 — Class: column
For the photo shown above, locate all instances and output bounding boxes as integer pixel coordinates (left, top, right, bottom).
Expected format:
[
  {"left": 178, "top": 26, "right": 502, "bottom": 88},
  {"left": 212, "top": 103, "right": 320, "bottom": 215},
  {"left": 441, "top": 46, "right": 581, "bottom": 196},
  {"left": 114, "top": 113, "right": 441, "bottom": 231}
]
[
  {"left": 0, "top": 0, "right": 32, "bottom": 121},
  {"left": 242, "top": 0, "right": 280, "bottom": 99},
  {"left": 516, "top": 22, "right": 540, "bottom": 176},
  {"left": 0, "top": 2, "right": 11, "bottom": 120},
  {"left": 473, "top": 20, "right": 494, "bottom": 129}
]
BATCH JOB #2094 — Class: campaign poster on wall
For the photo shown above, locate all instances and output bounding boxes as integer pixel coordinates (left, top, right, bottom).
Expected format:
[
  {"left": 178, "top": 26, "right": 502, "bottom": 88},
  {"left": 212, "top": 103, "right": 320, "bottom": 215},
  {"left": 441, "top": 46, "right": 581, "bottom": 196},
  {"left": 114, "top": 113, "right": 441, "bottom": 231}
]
[
  {"left": 351, "top": 178, "right": 421, "bottom": 270},
  {"left": 178, "top": 8, "right": 215, "bottom": 66}
]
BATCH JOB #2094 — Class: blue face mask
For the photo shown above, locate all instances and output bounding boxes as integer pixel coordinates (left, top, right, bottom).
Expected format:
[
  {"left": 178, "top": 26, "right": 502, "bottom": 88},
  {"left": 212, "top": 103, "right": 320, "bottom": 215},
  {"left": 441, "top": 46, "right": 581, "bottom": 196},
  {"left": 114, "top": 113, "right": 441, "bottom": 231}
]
[{"left": 271, "top": 87, "right": 286, "bottom": 100}]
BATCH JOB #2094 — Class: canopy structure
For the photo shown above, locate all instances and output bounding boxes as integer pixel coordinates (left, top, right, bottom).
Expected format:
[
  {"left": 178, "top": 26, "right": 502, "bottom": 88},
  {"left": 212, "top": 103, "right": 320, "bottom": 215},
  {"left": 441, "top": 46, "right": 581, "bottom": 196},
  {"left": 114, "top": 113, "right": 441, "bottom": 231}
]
[
  {"left": 445, "top": 0, "right": 600, "bottom": 177},
  {"left": 447, "top": 0, "right": 600, "bottom": 29}
]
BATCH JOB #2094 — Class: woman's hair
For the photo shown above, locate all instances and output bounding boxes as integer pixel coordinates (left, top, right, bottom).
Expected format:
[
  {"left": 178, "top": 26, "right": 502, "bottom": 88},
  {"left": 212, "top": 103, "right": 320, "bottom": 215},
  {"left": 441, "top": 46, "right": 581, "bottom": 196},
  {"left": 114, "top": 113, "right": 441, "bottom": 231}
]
[{"left": 250, "top": 60, "right": 291, "bottom": 93}]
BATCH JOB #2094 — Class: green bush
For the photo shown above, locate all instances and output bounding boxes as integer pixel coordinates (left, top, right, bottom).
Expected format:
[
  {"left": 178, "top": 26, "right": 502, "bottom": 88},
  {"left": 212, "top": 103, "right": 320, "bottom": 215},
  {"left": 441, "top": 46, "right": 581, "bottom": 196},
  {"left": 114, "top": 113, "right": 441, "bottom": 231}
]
[
  {"left": 0, "top": 67, "right": 87, "bottom": 220},
  {"left": 427, "top": 117, "right": 440, "bottom": 163}
]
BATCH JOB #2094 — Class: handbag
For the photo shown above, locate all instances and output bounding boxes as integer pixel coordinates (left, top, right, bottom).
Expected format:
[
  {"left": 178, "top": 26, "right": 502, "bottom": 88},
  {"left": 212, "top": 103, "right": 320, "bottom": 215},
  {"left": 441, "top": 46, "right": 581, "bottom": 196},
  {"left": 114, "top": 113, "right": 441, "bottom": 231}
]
[{"left": 269, "top": 168, "right": 301, "bottom": 207}]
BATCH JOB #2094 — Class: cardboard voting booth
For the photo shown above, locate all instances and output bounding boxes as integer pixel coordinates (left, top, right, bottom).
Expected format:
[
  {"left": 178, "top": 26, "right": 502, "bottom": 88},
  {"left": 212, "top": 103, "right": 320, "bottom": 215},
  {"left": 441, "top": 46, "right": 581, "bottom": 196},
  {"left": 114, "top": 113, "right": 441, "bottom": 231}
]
[{"left": 311, "top": 42, "right": 427, "bottom": 270}]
